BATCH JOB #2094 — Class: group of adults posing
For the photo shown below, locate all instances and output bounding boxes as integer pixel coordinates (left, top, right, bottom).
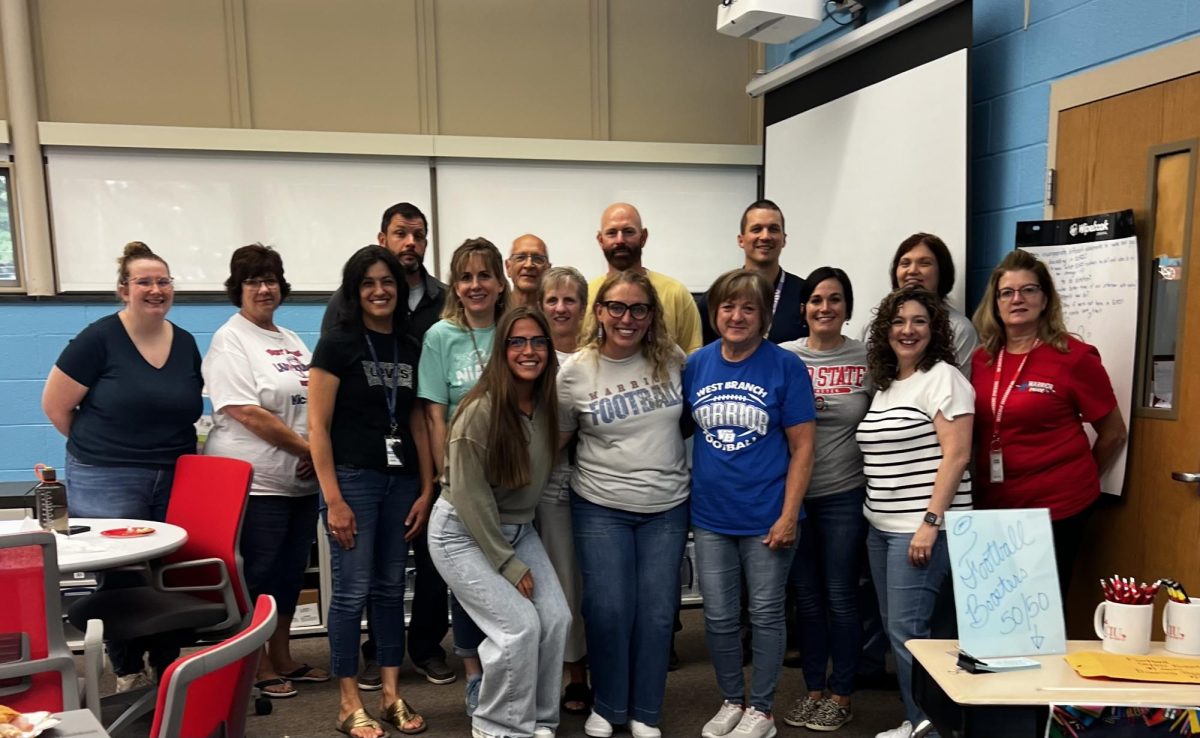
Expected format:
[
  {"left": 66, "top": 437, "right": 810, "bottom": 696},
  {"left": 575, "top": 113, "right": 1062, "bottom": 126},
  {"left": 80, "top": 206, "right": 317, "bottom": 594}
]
[{"left": 41, "top": 197, "right": 1127, "bottom": 738}]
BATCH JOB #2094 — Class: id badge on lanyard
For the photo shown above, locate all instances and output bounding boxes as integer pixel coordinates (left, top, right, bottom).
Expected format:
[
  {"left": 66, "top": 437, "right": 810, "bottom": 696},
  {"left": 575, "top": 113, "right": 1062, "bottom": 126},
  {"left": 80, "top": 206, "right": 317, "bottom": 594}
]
[
  {"left": 365, "top": 332, "right": 405, "bottom": 468},
  {"left": 989, "top": 437, "right": 1004, "bottom": 483},
  {"left": 385, "top": 433, "right": 405, "bottom": 468},
  {"left": 989, "top": 341, "right": 1037, "bottom": 485}
]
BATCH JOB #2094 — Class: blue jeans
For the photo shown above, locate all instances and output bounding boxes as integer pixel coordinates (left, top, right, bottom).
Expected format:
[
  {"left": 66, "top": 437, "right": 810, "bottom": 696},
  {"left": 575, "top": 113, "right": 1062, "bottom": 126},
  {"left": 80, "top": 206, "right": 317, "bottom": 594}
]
[
  {"left": 867, "top": 525, "right": 950, "bottom": 727},
  {"left": 66, "top": 452, "right": 178, "bottom": 675},
  {"left": 65, "top": 452, "right": 174, "bottom": 521},
  {"left": 241, "top": 494, "right": 318, "bottom": 616},
  {"left": 571, "top": 493, "right": 688, "bottom": 726},
  {"left": 693, "top": 526, "right": 795, "bottom": 713},
  {"left": 429, "top": 500, "right": 571, "bottom": 738},
  {"left": 321, "top": 467, "right": 419, "bottom": 678},
  {"left": 790, "top": 488, "right": 867, "bottom": 696}
]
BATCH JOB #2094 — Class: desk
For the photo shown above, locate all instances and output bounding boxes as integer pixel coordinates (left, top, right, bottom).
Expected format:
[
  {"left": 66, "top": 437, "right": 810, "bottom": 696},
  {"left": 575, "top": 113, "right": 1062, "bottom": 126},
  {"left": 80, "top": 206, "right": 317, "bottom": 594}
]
[
  {"left": 48, "top": 709, "right": 111, "bottom": 737},
  {"left": 910, "top": 639, "right": 1200, "bottom": 738},
  {"left": 55, "top": 518, "right": 187, "bottom": 574}
]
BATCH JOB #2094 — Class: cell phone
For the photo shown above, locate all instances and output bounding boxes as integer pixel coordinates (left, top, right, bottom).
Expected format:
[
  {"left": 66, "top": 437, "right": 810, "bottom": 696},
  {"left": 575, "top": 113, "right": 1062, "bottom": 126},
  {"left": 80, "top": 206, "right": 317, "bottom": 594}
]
[{"left": 67, "top": 524, "right": 91, "bottom": 535}]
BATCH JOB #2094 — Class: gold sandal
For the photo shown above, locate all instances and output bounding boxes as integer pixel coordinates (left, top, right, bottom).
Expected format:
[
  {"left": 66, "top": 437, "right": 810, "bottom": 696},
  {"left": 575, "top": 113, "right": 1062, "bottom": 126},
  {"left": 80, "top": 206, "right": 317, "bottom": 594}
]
[
  {"left": 381, "top": 698, "right": 427, "bottom": 735},
  {"left": 336, "top": 707, "right": 388, "bottom": 738}
]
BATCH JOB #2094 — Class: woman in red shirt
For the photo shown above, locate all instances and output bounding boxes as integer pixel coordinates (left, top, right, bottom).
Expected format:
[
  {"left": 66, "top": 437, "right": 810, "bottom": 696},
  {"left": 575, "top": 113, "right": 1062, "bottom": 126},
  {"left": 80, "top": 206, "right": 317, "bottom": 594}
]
[{"left": 970, "top": 249, "right": 1127, "bottom": 597}]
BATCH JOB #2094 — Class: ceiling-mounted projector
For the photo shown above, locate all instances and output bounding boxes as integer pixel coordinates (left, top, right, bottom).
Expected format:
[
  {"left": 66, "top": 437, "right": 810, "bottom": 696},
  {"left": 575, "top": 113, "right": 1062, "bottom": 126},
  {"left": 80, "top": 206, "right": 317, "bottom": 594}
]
[{"left": 716, "top": 0, "right": 823, "bottom": 43}]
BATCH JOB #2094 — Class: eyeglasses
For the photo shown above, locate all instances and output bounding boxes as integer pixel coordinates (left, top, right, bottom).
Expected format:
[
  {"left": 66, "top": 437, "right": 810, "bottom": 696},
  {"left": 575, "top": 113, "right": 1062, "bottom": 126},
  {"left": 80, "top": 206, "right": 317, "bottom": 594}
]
[
  {"left": 509, "top": 253, "right": 548, "bottom": 266},
  {"left": 243, "top": 277, "right": 280, "bottom": 289},
  {"left": 599, "top": 300, "right": 651, "bottom": 320},
  {"left": 505, "top": 336, "right": 551, "bottom": 351},
  {"left": 125, "top": 277, "right": 175, "bottom": 289},
  {"left": 997, "top": 285, "right": 1042, "bottom": 301}
]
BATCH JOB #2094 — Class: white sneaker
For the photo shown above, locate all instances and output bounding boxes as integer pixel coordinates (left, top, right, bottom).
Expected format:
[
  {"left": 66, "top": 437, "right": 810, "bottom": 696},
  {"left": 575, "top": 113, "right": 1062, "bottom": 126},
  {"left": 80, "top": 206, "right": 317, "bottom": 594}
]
[
  {"left": 533, "top": 728, "right": 555, "bottom": 738},
  {"left": 731, "top": 707, "right": 776, "bottom": 738},
  {"left": 584, "top": 711, "right": 613, "bottom": 738},
  {"left": 702, "top": 701, "right": 745, "bottom": 738},
  {"left": 630, "top": 719, "right": 661, "bottom": 738},
  {"left": 115, "top": 668, "right": 153, "bottom": 693},
  {"left": 875, "top": 720, "right": 914, "bottom": 738}
]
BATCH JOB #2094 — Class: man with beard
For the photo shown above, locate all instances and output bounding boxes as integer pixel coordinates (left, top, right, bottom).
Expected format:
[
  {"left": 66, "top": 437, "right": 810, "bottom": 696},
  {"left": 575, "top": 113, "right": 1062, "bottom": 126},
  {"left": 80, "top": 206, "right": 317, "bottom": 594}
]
[
  {"left": 696, "top": 200, "right": 808, "bottom": 346},
  {"left": 506, "top": 233, "right": 551, "bottom": 308},
  {"left": 588, "top": 202, "right": 702, "bottom": 354},
  {"left": 320, "top": 202, "right": 457, "bottom": 690}
]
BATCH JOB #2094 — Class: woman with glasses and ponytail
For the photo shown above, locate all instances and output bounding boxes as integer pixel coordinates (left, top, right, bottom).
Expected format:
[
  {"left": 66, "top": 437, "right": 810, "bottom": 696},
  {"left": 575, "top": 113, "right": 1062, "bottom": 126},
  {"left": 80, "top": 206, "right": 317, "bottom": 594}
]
[
  {"left": 558, "top": 270, "right": 689, "bottom": 738},
  {"left": 42, "top": 241, "right": 203, "bottom": 690}
]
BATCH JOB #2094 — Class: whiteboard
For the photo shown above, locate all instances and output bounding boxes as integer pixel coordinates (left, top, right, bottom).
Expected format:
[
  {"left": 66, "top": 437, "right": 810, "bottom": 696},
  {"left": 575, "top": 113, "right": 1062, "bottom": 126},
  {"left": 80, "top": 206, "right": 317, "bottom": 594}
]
[
  {"left": 46, "top": 148, "right": 432, "bottom": 292},
  {"left": 434, "top": 160, "right": 758, "bottom": 291},
  {"left": 764, "top": 49, "right": 968, "bottom": 324}
]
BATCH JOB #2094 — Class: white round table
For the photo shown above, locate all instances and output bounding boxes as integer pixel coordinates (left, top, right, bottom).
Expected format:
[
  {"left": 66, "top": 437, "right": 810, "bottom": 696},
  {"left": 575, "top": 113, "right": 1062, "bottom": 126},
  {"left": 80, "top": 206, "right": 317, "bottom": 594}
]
[{"left": 56, "top": 517, "right": 188, "bottom": 574}]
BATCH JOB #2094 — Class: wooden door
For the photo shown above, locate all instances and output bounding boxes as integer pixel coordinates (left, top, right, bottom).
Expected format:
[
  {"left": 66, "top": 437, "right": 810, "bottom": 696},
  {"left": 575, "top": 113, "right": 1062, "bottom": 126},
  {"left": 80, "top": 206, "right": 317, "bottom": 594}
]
[{"left": 1054, "top": 72, "right": 1200, "bottom": 637}]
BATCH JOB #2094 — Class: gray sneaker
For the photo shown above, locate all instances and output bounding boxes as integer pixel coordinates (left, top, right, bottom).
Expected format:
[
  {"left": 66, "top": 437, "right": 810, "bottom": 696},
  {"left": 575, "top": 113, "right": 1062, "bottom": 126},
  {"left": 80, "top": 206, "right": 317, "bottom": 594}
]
[
  {"left": 357, "top": 658, "right": 382, "bottom": 691},
  {"left": 464, "top": 673, "right": 482, "bottom": 716},
  {"left": 782, "top": 697, "right": 820, "bottom": 728},
  {"left": 805, "top": 698, "right": 853, "bottom": 732},
  {"left": 414, "top": 655, "right": 457, "bottom": 685}
]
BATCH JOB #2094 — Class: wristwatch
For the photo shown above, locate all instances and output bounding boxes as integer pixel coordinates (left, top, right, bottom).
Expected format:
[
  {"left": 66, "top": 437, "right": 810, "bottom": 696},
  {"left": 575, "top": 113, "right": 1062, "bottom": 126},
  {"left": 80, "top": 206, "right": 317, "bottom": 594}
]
[{"left": 922, "top": 512, "right": 941, "bottom": 527}]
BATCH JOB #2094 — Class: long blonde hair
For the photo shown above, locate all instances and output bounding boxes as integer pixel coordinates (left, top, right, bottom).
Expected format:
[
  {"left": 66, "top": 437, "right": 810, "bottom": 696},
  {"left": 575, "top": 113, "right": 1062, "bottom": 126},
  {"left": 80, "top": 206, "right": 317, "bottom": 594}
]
[
  {"left": 451, "top": 307, "right": 559, "bottom": 489},
  {"left": 972, "top": 249, "right": 1071, "bottom": 360},
  {"left": 441, "top": 238, "right": 509, "bottom": 329},
  {"left": 580, "top": 270, "right": 681, "bottom": 384}
]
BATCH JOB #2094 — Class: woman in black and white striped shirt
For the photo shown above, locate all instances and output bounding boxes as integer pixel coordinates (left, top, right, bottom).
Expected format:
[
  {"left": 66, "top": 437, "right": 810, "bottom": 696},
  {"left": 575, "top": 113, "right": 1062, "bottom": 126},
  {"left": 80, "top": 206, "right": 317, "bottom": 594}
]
[{"left": 855, "top": 287, "right": 973, "bottom": 738}]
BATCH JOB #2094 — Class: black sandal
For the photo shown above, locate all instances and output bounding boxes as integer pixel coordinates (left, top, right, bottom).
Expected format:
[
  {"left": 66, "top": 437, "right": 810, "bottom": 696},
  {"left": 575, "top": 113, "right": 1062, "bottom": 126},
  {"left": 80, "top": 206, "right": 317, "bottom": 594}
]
[{"left": 560, "top": 682, "right": 592, "bottom": 715}]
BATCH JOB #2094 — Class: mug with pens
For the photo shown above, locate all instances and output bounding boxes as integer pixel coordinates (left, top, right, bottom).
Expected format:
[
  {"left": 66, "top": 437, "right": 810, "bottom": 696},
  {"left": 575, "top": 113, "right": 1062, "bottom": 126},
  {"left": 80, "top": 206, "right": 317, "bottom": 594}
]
[
  {"left": 1094, "top": 575, "right": 1158, "bottom": 655},
  {"left": 1160, "top": 578, "right": 1200, "bottom": 657}
]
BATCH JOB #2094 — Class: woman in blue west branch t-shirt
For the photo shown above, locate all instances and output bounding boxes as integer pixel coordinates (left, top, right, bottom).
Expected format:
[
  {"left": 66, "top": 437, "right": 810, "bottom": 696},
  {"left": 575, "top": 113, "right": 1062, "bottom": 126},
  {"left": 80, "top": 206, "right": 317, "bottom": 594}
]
[{"left": 683, "top": 269, "right": 816, "bottom": 738}]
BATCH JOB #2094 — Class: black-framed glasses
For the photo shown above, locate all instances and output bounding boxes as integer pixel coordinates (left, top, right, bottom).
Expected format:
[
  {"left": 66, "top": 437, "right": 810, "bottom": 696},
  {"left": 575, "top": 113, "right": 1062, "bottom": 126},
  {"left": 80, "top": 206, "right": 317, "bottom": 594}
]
[
  {"left": 506, "top": 336, "right": 551, "bottom": 351},
  {"left": 599, "top": 300, "right": 651, "bottom": 320},
  {"left": 997, "top": 285, "right": 1042, "bottom": 301},
  {"left": 243, "top": 277, "right": 280, "bottom": 289},
  {"left": 124, "top": 277, "right": 175, "bottom": 289},
  {"left": 509, "top": 253, "right": 548, "bottom": 266}
]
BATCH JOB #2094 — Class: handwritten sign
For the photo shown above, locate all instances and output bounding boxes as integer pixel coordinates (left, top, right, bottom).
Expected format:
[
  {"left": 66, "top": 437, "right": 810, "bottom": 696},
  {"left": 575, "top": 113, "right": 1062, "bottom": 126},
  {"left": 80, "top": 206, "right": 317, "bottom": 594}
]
[
  {"left": 946, "top": 509, "right": 1066, "bottom": 658},
  {"left": 1067, "top": 651, "right": 1200, "bottom": 685}
]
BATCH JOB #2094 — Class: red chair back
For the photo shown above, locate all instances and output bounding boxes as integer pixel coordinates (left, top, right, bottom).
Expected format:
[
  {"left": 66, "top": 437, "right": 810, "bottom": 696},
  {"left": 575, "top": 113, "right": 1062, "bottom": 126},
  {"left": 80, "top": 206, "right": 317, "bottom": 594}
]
[
  {"left": 0, "top": 531, "right": 78, "bottom": 712},
  {"left": 164, "top": 455, "right": 253, "bottom": 616},
  {"left": 150, "top": 595, "right": 277, "bottom": 738}
]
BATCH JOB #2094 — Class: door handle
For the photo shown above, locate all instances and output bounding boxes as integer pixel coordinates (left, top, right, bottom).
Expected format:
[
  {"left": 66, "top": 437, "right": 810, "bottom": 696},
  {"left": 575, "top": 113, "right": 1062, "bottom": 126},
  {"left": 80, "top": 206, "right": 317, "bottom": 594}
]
[{"left": 1172, "top": 471, "right": 1200, "bottom": 483}]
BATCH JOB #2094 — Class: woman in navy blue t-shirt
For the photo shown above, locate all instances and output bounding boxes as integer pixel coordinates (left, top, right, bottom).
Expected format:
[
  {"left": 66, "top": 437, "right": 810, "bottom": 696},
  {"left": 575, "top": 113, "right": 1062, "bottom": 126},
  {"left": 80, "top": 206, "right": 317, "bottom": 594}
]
[{"left": 683, "top": 269, "right": 816, "bottom": 738}]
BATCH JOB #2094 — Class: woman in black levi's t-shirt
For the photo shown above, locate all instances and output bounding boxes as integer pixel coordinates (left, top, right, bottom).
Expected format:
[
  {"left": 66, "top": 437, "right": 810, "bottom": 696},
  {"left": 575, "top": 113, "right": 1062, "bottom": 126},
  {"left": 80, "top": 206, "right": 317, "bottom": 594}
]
[{"left": 308, "top": 246, "right": 435, "bottom": 737}]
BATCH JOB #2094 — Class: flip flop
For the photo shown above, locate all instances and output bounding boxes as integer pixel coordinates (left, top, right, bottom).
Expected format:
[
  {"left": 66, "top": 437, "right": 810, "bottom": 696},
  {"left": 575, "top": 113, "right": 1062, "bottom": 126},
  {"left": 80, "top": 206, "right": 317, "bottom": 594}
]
[
  {"left": 337, "top": 707, "right": 388, "bottom": 738},
  {"left": 281, "top": 663, "right": 331, "bottom": 682},
  {"left": 254, "top": 677, "right": 298, "bottom": 699},
  {"left": 380, "top": 698, "right": 426, "bottom": 735}
]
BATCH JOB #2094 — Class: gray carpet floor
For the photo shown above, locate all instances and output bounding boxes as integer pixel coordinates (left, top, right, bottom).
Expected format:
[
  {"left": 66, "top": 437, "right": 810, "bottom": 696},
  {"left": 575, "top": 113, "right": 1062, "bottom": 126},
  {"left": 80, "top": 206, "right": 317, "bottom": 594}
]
[{"left": 91, "top": 609, "right": 907, "bottom": 737}]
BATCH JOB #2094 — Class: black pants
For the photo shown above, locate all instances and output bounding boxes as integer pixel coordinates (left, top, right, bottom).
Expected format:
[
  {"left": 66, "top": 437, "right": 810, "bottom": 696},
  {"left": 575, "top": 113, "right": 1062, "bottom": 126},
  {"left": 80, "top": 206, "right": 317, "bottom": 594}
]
[{"left": 1051, "top": 504, "right": 1094, "bottom": 600}]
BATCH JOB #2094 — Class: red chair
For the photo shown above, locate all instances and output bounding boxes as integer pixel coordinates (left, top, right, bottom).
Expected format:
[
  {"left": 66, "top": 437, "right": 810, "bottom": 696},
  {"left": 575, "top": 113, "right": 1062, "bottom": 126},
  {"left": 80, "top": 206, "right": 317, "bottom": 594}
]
[
  {"left": 149, "top": 595, "right": 277, "bottom": 738},
  {"left": 0, "top": 530, "right": 79, "bottom": 712}
]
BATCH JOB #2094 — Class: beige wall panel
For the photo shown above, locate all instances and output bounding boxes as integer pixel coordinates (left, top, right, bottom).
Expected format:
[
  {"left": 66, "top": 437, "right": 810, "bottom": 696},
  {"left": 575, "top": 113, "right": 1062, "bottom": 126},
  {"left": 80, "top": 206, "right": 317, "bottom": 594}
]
[
  {"left": 35, "top": 0, "right": 232, "bottom": 126},
  {"left": 608, "top": 0, "right": 755, "bottom": 144},
  {"left": 243, "top": 0, "right": 423, "bottom": 134},
  {"left": 434, "top": 1, "right": 592, "bottom": 139}
]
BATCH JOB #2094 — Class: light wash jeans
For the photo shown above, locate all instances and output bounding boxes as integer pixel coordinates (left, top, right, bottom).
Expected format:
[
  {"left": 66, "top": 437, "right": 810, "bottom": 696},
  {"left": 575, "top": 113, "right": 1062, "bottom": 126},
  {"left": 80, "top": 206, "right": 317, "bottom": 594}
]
[
  {"left": 866, "top": 525, "right": 950, "bottom": 728},
  {"left": 428, "top": 499, "right": 570, "bottom": 738},
  {"left": 693, "top": 526, "right": 796, "bottom": 713}
]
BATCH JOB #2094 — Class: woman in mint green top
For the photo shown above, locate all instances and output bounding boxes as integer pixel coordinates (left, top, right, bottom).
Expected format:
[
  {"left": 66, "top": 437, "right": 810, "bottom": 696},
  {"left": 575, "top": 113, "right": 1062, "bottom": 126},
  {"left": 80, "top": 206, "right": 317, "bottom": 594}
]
[{"left": 416, "top": 237, "right": 509, "bottom": 706}]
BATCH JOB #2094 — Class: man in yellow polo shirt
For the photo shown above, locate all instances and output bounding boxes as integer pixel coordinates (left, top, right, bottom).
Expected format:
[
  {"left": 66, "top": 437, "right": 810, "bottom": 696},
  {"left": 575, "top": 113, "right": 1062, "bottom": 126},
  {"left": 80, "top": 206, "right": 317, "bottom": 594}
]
[{"left": 588, "top": 202, "right": 703, "bottom": 354}]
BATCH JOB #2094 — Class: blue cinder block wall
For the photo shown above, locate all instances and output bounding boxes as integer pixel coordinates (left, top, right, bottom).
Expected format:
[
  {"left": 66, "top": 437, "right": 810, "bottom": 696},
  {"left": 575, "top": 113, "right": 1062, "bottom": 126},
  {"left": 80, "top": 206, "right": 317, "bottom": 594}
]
[
  {"left": 1, "top": 0, "right": 1199, "bottom": 478},
  {"left": 767, "top": 0, "right": 1200, "bottom": 302}
]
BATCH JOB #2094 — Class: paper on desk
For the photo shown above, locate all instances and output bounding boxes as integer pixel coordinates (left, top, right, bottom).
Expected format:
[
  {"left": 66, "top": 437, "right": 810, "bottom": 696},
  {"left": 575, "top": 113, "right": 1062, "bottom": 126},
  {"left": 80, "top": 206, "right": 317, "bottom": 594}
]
[
  {"left": 1067, "top": 651, "right": 1200, "bottom": 684},
  {"left": 0, "top": 518, "right": 40, "bottom": 535},
  {"left": 55, "top": 535, "right": 108, "bottom": 554}
]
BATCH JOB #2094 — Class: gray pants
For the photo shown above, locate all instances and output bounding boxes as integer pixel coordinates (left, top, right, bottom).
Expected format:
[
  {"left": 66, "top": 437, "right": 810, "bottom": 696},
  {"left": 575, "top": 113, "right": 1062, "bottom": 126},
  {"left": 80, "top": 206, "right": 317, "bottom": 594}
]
[{"left": 428, "top": 498, "right": 571, "bottom": 738}]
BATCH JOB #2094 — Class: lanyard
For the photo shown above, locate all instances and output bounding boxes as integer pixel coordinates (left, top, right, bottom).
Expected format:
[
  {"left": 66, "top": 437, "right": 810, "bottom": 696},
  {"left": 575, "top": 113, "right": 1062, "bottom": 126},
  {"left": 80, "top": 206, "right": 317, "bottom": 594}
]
[
  {"left": 989, "top": 340, "right": 1039, "bottom": 443},
  {"left": 772, "top": 271, "right": 785, "bottom": 318},
  {"left": 364, "top": 332, "right": 399, "bottom": 435}
]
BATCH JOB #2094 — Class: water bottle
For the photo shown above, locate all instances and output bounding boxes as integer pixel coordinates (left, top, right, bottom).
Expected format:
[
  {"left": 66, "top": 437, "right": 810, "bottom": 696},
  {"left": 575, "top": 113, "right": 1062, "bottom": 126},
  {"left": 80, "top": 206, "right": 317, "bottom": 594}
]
[{"left": 35, "top": 466, "right": 69, "bottom": 534}]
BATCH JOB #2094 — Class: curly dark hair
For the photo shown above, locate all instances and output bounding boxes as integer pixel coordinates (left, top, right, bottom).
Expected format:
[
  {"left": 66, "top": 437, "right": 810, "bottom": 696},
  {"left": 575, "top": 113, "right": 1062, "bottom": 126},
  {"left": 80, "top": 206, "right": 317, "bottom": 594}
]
[
  {"left": 224, "top": 243, "right": 292, "bottom": 306},
  {"left": 866, "top": 286, "right": 956, "bottom": 391}
]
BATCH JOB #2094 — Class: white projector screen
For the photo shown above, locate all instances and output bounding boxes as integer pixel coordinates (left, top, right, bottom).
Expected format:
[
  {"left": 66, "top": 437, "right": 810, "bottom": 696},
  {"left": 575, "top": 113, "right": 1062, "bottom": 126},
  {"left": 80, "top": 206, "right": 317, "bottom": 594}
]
[
  {"left": 46, "top": 148, "right": 432, "bottom": 292},
  {"left": 765, "top": 48, "right": 969, "bottom": 324},
  {"left": 435, "top": 160, "right": 758, "bottom": 292}
]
